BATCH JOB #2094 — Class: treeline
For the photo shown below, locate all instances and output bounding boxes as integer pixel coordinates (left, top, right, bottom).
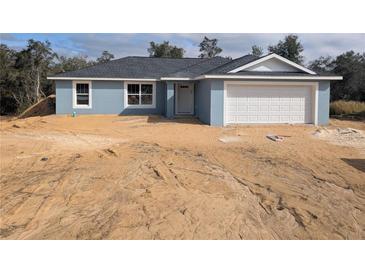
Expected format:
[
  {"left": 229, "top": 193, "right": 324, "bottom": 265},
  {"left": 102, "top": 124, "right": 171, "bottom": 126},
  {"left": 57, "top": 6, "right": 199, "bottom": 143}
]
[
  {"left": 1, "top": 35, "right": 364, "bottom": 115},
  {"left": 308, "top": 51, "right": 365, "bottom": 101},
  {"left": 0, "top": 40, "right": 114, "bottom": 114}
]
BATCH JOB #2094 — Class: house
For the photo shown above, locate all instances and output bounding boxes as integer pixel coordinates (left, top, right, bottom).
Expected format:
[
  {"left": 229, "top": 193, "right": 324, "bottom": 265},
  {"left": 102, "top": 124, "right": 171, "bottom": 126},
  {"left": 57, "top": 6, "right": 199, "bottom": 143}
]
[{"left": 48, "top": 53, "right": 342, "bottom": 126}]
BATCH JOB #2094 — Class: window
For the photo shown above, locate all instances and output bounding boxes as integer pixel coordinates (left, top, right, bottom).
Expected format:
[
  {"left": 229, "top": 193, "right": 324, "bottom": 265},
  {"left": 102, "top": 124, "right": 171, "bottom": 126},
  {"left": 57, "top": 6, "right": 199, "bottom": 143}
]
[
  {"left": 125, "top": 82, "right": 155, "bottom": 108},
  {"left": 73, "top": 81, "right": 92, "bottom": 108},
  {"left": 127, "top": 84, "right": 140, "bottom": 105},
  {"left": 76, "top": 83, "right": 89, "bottom": 105}
]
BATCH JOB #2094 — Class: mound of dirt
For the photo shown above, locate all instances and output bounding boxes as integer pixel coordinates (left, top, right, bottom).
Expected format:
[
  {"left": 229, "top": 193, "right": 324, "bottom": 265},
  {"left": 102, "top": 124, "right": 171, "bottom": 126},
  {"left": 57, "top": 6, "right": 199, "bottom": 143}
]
[
  {"left": 313, "top": 127, "right": 365, "bottom": 153},
  {"left": 18, "top": 95, "right": 55, "bottom": 119}
]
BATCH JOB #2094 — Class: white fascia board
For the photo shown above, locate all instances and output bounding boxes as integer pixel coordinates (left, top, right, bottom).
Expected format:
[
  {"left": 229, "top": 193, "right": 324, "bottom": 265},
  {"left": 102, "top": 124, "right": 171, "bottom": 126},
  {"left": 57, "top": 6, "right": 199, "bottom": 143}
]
[
  {"left": 228, "top": 53, "right": 317, "bottom": 75},
  {"left": 160, "top": 77, "right": 192, "bottom": 81},
  {"left": 195, "top": 75, "right": 343, "bottom": 80},
  {"left": 47, "top": 77, "right": 158, "bottom": 81}
]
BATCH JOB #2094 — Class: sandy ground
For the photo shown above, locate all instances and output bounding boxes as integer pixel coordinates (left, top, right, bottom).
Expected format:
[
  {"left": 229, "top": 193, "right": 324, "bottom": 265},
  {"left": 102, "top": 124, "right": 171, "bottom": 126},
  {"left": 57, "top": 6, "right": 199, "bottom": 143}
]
[{"left": 0, "top": 115, "right": 364, "bottom": 239}]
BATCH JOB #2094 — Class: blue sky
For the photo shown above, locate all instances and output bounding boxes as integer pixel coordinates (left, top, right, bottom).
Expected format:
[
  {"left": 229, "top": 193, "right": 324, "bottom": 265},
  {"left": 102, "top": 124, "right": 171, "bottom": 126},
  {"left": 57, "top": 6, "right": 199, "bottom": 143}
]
[{"left": 1, "top": 33, "right": 364, "bottom": 64}]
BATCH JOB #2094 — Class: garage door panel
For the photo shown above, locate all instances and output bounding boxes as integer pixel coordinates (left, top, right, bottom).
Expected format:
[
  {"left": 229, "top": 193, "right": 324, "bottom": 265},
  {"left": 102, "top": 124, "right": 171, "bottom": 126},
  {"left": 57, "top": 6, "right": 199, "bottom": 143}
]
[
  {"left": 225, "top": 84, "right": 313, "bottom": 124},
  {"left": 269, "top": 116, "right": 280, "bottom": 122},
  {"left": 236, "top": 116, "right": 248, "bottom": 122},
  {"left": 270, "top": 105, "right": 280, "bottom": 111}
]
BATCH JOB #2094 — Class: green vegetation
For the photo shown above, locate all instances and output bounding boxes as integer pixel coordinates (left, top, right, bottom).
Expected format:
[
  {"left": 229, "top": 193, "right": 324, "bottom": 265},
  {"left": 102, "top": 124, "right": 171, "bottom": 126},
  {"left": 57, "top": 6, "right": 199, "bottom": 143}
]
[
  {"left": 268, "top": 34, "right": 304, "bottom": 64},
  {"left": 198, "top": 36, "right": 223, "bottom": 58},
  {"left": 330, "top": 100, "right": 365, "bottom": 117},
  {"left": 309, "top": 51, "right": 365, "bottom": 102},
  {"left": 0, "top": 40, "right": 114, "bottom": 115},
  {"left": 148, "top": 41, "right": 185, "bottom": 58},
  {"left": 251, "top": 45, "right": 263, "bottom": 57}
]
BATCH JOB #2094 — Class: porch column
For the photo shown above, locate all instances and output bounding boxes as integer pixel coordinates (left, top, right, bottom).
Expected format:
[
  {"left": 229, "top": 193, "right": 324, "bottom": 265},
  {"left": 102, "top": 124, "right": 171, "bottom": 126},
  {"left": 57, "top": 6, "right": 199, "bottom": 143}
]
[{"left": 166, "top": 81, "right": 174, "bottom": 118}]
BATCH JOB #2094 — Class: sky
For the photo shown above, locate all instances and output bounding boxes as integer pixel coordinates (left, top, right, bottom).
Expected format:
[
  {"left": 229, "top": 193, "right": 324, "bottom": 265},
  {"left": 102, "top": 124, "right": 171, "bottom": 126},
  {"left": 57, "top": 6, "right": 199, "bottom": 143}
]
[{"left": 1, "top": 33, "right": 364, "bottom": 64}]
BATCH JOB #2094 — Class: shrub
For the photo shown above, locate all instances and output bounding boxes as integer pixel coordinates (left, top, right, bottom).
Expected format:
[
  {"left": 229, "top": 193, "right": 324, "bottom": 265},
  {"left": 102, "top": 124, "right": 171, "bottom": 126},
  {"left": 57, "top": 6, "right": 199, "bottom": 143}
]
[{"left": 330, "top": 100, "right": 365, "bottom": 117}]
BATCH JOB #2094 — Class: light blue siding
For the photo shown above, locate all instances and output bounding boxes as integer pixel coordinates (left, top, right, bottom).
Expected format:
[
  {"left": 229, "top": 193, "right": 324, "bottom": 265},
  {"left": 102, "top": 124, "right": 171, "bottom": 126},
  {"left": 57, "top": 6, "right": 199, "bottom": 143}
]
[
  {"left": 56, "top": 80, "right": 165, "bottom": 115},
  {"left": 195, "top": 80, "right": 211, "bottom": 124},
  {"left": 318, "top": 81, "right": 330, "bottom": 125},
  {"left": 56, "top": 78, "right": 332, "bottom": 126},
  {"left": 56, "top": 80, "right": 73, "bottom": 114},
  {"left": 92, "top": 81, "right": 124, "bottom": 114},
  {"left": 165, "top": 81, "right": 174, "bottom": 118},
  {"left": 210, "top": 80, "right": 224, "bottom": 126}
]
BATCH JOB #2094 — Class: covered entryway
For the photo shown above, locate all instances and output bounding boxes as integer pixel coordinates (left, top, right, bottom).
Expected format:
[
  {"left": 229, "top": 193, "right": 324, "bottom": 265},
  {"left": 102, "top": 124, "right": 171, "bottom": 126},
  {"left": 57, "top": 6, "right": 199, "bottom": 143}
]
[
  {"left": 175, "top": 83, "right": 194, "bottom": 115},
  {"left": 224, "top": 82, "right": 316, "bottom": 124}
]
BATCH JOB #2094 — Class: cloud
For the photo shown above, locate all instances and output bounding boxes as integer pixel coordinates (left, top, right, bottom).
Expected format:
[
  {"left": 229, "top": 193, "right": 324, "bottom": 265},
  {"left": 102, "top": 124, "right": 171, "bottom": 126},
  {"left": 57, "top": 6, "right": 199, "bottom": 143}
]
[{"left": 1, "top": 33, "right": 364, "bottom": 63}]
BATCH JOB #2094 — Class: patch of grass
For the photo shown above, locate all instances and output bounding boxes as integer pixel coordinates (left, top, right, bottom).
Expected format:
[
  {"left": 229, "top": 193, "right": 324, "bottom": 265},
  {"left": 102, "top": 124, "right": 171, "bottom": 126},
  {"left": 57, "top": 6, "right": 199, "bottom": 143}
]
[{"left": 330, "top": 100, "right": 365, "bottom": 117}]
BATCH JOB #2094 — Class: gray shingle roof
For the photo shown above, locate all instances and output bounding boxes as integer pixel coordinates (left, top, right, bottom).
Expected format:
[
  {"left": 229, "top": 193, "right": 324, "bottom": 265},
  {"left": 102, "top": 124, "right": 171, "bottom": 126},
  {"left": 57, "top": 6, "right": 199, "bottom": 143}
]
[
  {"left": 53, "top": 56, "right": 230, "bottom": 79},
  {"left": 51, "top": 54, "right": 332, "bottom": 79},
  {"left": 205, "top": 55, "right": 260, "bottom": 74},
  {"left": 166, "top": 57, "right": 231, "bottom": 77}
]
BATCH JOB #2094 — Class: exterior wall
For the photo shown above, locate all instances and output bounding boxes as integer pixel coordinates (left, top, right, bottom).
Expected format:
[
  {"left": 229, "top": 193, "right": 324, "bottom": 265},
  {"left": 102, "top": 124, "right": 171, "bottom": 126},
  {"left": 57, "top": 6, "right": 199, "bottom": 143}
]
[
  {"left": 210, "top": 80, "right": 225, "bottom": 126},
  {"left": 195, "top": 79, "right": 224, "bottom": 127},
  {"left": 56, "top": 80, "right": 165, "bottom": 115},
  {"left": 195, "top": 80, "right": 211, "bottom": 124},
  {"left": 317, "top": 81, "right": 330, "bottom": 125},
  {"left": 56, "top": 78, "right": 331, "bottom": 127},
  {"left": 56, "top": 80, "right": 74, "bottom": 114},
  {"left": 165, "top": 81, "right": 174, "bottom": 118}
]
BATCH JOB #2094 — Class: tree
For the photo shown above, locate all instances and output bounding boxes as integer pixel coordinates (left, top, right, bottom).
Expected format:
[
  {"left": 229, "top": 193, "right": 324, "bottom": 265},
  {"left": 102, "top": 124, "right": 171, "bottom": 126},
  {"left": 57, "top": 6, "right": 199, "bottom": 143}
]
[
  {"left": 53, "top": 55, "right": 94, "bottom": 74},
  {"left": 0, "top": 44, "right": 17, "bottom": 91},
  {"left": 332, "top": 51, "right": 365, "bottom": 101},
  {"left": 148, "top": 41, "right": 185, "bottom": 58},
  {"left": 198, "top": 36, "right": 222, "bottom": 58},
  {"left": 0, "top": 44, "right": 18, "bottom": 114},
  {"left": 308, "top": 56, "right": 334, "bottom": 73},
  {"left": 12, "top": 39, "right": 57, "bottom": 111},
  {"left": 251, "top": 45, "right": 263, "bottom": 57},
  {"left": 309, "top": 51, "right": 365, "bottom": 101},
  {"left": 97, "top": 50, "right": 114, "bottom": 63},
  {"left": 268, "top": 34, "right": 304, "bottom": 64}
]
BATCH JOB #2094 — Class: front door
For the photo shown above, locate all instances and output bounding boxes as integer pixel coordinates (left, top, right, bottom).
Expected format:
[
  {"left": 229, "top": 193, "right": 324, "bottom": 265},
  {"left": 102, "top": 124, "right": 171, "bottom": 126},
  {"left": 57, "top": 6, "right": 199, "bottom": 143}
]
[{"left": 176, "top": 84, "right": 194, "bottom": 115}]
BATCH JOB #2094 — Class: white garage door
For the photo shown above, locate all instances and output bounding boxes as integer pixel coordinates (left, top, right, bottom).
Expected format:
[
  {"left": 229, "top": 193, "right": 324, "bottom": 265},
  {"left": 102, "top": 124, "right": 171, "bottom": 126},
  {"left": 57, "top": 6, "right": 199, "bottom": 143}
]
[{"left": 225, "top": 84, "right": 313, "bottom": 124}]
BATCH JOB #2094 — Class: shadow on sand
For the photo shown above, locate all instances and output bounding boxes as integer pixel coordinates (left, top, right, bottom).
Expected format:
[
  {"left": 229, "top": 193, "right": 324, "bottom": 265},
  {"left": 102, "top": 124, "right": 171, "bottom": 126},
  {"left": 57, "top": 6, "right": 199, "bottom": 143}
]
[
  {"left": 146, "top": 115, "right": 202, "bottom": 125},
  {"left": 341, "top": 158, "right": 365, "bottom": 173}
]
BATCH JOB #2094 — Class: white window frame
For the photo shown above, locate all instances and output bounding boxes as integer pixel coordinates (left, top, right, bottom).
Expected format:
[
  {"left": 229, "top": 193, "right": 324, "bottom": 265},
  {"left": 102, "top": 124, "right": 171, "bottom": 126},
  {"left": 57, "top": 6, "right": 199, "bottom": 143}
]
[
  {"left": 72, "top": 80, "right": 92, "bottom": 109},
  {"left": 124, "top": 81, "right": 156, "bottom": 109}
]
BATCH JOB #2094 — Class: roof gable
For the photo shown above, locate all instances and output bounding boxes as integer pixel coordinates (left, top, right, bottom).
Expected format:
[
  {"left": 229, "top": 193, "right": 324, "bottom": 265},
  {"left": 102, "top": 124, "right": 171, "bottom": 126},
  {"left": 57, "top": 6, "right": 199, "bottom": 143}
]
[
  {"left": 245, "top": 58, "right": 301, "bottom": 72},
  {"left": 228, "top": 53, "right": 317, "bottom": 75}
]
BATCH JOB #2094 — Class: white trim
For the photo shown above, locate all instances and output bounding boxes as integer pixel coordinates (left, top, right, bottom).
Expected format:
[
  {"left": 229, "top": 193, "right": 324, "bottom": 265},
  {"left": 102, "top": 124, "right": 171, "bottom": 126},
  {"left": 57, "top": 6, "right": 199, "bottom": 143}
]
[
  {"left": 49, "top": 75, "right": 343, "bottom": 81},
  {"left": 175, "top": 83, "right": 194, "bottom": 115},
  {"left": 48, "top": 77, "right": 158, "bottom": 81},
  {"left": 72, "top": 80, "right": 92, "bottom": 109},
  {"left": 314, "top": 83, "right": 319, "bottom": 125},
  {"left": 224, "top": 81, "right": 320, "bottom": 86},
  {"left": 228, "top": 53, "right": 317, "bottom": 75},
  {"left": 195, "top": 75, "right": 343, "bottom": 80},
  {"left": 160, "top": 77, "right": 191, "bottom": 81},
  {"left": 123, "top": 81, "right": 156, "bottom": 109},
  {"left": 223, "top": 81, "right": 319, "bottom": 126}
]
